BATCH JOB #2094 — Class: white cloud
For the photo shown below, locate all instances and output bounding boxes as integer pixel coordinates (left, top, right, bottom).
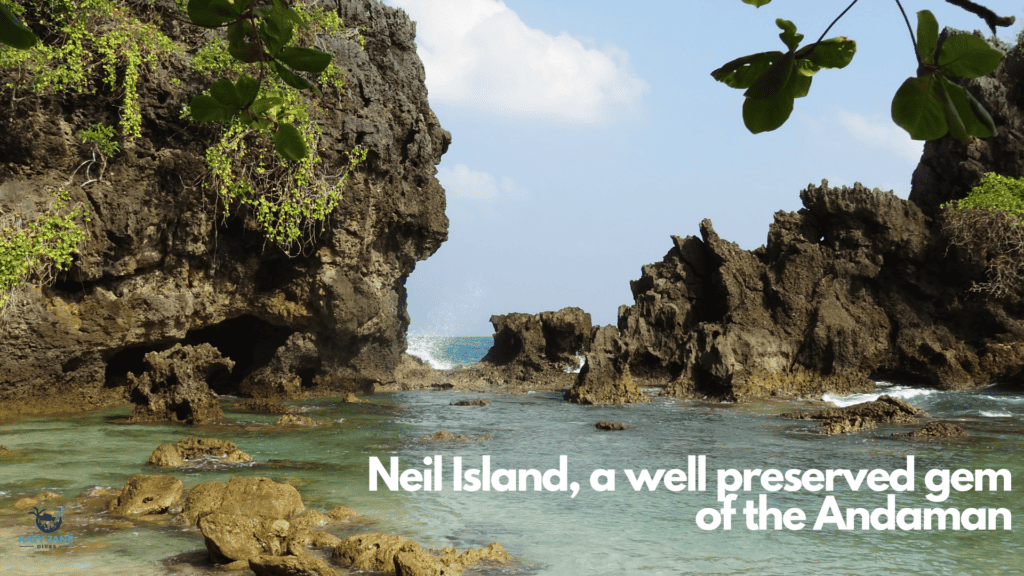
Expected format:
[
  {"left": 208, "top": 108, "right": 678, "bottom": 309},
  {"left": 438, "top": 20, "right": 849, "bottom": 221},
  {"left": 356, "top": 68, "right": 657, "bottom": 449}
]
[
  {"left": 437, "top": 163, "right": 529, "bottom": 221},
  {"left": 386, "top": 0, "right": 649, "bottom": 123},
  {"left": 835, "top": 110, "right": 924, "bottom": 164}
]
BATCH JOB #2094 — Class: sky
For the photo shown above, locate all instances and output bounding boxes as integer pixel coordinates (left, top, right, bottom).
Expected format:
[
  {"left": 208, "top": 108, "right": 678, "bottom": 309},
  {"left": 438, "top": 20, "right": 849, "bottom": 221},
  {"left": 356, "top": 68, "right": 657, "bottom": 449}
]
[{"left": 384, "top": 0, "right": 1024, "bottom": 336}]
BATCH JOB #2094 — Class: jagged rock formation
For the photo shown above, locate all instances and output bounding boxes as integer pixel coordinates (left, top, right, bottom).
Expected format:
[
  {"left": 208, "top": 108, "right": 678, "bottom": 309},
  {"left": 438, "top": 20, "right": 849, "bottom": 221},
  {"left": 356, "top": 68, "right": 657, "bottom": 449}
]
[
  {"left": 0, "top": 0, "right": 450, "bottom": 416},
  {"left": 618, "top": 179, "right": 1024, "bottom": 400},
  {"left": 126, "top": 343, "right": 232, "bottom": 424},
  {"left": 565, "top": 325, "right": 650, "bottom": 405},
  {"left": 910, "top": 30, "right": 1024, "bottom": 218},
  {"left": 480, "top": 307, "right": 591, "bottom": 376}
]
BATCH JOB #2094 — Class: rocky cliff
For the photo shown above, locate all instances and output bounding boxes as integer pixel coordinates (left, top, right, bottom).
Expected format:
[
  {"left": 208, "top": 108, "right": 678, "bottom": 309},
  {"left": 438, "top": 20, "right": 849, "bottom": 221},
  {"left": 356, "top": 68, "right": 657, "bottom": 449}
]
[
  {"left": 0, "top": 0, "right": 450, "bottom": 416},
  {"left": 609, "top": 33, "right": 1024, "bottom": 401}
]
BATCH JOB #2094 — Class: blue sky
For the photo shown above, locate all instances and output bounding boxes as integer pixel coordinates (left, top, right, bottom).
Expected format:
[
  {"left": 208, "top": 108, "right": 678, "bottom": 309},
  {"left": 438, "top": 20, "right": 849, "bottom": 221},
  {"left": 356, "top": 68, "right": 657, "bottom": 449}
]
[{"left": 383, "top": 0, "right": 1024, "bottom": 336}]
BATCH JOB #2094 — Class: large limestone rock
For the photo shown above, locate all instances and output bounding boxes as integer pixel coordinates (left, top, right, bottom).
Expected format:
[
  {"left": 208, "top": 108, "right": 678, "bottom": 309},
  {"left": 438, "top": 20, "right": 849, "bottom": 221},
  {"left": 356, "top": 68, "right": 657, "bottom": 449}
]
[
  {"left": 0, "top": 0, "right": 450, "bottom": 416},
  {"left": 617, "top": 179, "right": 1024, "bottom": 399},
  {"left": 333, "top": 533, "right": 510, "bottom": 575},
  {"left": 180, "top": 476, "right": 305, "bottom": 528},
  {"left": 565, "top": 325, "right": 650, "bottom": 405},
  {"left": 199, "top": 513, "right": 291, "bottom": 562},
  {"left": 480, "top": 307, "right": 591, "bottom": 374},
  {"left": 108, "top": 474, "right": 183, "bottom": 517},
  {"left": 126, "top": 344, "right": 232, "bottom": 424}
]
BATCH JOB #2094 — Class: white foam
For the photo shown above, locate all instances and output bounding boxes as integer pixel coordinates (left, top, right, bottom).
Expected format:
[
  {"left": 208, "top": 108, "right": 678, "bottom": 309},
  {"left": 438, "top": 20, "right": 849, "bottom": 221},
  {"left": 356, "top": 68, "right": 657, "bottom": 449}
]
[
  {"left": 563, "top": 354, "right": 585, "bottom": 374},
  {"left": 407, "top": 335, "right": 455, "bottom": 370},
  {"left": 979, "top": 411, "right": 1012, "bottom": 417},
  {"left": 823, "top": 383, "right": 938, "bottom": 407}
]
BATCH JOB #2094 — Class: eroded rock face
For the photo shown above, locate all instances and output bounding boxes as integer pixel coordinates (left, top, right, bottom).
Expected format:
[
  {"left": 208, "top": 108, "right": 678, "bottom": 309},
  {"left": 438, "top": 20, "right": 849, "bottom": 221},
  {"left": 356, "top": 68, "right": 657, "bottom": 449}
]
[
  {"left": 180, "top": 476, "right": 304, "bottom": 528},
  {"left": 126, "top": 344, "right": 232, "bottom": 424},
  {"left": 0, "top": 0, "right": 450, "bottom": 415},
  {"left": 564, "top": 325, "right": 650, "bottom": 405},
  {"left": 333, "top": 533, "right": 510, "bottom": 575},
  {"left": 108, "top": 474, "right": 183, "bottom": 517},
  {"left": 618, "top": 180, "right": 1024, "bottom": 400}
]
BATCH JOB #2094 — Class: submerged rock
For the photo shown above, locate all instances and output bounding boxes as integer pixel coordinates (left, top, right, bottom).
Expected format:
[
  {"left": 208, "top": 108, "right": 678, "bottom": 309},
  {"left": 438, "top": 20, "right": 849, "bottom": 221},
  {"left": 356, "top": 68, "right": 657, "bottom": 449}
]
[
  {"left": 417, "top": 430, "right": 492, "bottom": 442},
  {"left": 146, "top": 437, "right": 253, "bottom": 467},
  {"left": 451, "top": 399, "right": 490, "bottom": 406},
  {"left": 333, "top": 533, "right": 510, "bottom": 575},
  {"left": 232, "top": 399, "right": 296, "bottom": 414},
  {"left": 897, "top": 421, "right": 970, "bottom": 438},
  {"left": 108, "top": 474, "right": 183, "bottom": 517},
  {"left": 275, "top": 414, "right": 328, "bottom": 427},
  {"left": 595, "top": 421, "right": 628, "bottom": 431},
  {"left": 782, "top": 395, "right": 929, "bottom": 435}
]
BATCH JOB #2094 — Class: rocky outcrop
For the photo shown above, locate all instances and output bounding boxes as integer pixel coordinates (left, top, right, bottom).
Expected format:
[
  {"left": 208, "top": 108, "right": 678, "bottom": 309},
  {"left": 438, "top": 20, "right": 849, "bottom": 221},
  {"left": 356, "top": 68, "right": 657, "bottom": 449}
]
[
  {"left": 617, "top": 179, "right": 1024, "bottom": 400},
  {"left": 126, "top": 344, "right": 232, "bottom": 424},
  {"left": 565, "top": 325, "right": 650, "bottom": 405},
  {"left": 108, "top": 474, "right": 183, "bottom": 517},
  {"left": 146, "top": 437, "right": 253, "bottom": 467},
  {"left": 782, "top": 395, "right": 929, "bottom": 435},
  {"left": 180, "top": 476, "right": 305, "bottom": 528},
  {"left": 910, "top": 30, "right": 1024, "bottom": 219},
  {"left": 481, "top": 307, "right": 591, "bottom": 374},
  {"left": 0, "top": 0, "right": 450, "bottom": 416}
]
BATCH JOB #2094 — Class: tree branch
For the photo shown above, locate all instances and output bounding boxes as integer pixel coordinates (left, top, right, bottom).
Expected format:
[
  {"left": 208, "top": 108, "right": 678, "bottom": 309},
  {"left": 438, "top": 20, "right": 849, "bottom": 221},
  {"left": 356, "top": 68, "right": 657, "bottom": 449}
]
[{"left": 943, "top": 0, "right": 1016, "bottom": 36}]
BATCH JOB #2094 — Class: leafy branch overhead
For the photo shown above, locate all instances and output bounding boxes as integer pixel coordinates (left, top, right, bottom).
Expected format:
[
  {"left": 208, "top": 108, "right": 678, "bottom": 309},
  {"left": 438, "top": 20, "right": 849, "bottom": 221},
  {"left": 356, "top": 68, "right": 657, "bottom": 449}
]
[
  {"left": 718, "top": 0, "right": 1015, "bottom": 143},
  {"left": 186, "top": 0, "right": 334, "bottom": 161}
]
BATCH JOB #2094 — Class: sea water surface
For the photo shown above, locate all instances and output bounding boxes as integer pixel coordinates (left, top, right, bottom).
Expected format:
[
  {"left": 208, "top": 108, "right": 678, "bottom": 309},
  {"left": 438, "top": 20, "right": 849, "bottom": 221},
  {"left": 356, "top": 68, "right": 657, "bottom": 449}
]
[{"left": 1, "top": 336, "right": 1021, "bottom": 575}]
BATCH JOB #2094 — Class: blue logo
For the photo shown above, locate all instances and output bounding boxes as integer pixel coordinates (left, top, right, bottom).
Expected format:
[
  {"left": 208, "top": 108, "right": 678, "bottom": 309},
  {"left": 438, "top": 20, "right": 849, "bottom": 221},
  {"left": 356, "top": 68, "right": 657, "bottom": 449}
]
[{"left": 27, "top": 506, "right": 63, "bottom": 533}]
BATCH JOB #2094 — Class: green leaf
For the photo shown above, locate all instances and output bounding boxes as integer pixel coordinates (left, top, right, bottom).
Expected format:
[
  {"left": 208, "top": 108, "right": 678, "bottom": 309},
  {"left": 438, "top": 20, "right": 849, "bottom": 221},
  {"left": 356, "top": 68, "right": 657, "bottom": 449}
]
[
  {"left": 916, "top": 10, "right": 939, "bottom": 64},
  {"left": 742, "top": 0, "right": 771, "bottom": 6},
  {"left": 744, "top": 51, "right": 795, "bottom": 100},
  {"left": 711, "top": 51, "right": 783, "bottom": 89},
  {"left": 235, "top": 75, "right": 260, "bottom": 107},
  {"left": 935, "top": 79, "right": 968, "bottom": 143},
  {"left": 273, "top": 123, "right": 308, "bottom": 161},
  {"left": 249, "top": 97, "right": 287, "bottom": 116},
  {"left": 273, "top": 61, "right": 322, "bottom": 96},
  {"left": 187, "top": 0, "right": 240, "bottom": 28},
  {"left": 795, "top": 37, "right": 856, "bottom": 69},
  {"left": 795, "top": 58, "right": 820, "bottom": 77},
  {"left": 776, "top": 19, "right": 803, "bottom": 52},
  {"left": 938, "top": 75, "right": 997, "bottom": 139},
  {"left": 0, "top": 4, "right": 37, "bottom": 50},
  {"left": 227, "top": 21, "right": 266, "bottom": 63},
  {"left": 743, "top": 93, "right": 794, "bottom": 133},
  {"left": 891, "top": 76, "right": 947, "bottom": 140},
  {"left": 259, "top": 11, "right": 293, "bottom": 55},
  {"left": 937, "top": 34, "right": 1003, "bottom": 79},
  {"left": 276, "top": 46, "right": 332, "bottom": 73},
  {"left": 190, "top": 94, "right": 236, "bottom": 123},
  {"left": 209, "top": 78, "right": 241, "bottom": 108}
]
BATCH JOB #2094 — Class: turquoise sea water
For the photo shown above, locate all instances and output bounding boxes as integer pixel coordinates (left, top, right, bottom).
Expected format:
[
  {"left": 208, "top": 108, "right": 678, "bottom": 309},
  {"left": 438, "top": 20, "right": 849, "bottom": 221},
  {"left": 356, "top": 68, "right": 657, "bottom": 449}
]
[{"left": 1, "top": 336, "right": 1022, "bottom": 575}]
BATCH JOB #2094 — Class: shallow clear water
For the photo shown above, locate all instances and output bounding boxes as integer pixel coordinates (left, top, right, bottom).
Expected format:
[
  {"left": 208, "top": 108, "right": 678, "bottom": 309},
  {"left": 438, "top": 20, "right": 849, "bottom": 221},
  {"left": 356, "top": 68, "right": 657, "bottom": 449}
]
[{"left": 0, "top": 337, "right": 1021, "bottom": 575}]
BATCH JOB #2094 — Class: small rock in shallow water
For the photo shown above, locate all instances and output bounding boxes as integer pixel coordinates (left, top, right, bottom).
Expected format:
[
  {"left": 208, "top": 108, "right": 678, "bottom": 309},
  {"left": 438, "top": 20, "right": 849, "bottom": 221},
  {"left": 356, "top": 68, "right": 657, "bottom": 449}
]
[
  {"left": 108, "top": 475, "right": 183, "bottom": 517},
  {"left": 249, "top": 554, "right": 337, "bottom": 576},
  {"left": 418, "top": 430, "right": 492, "bottom": 442},
  {"left": 451, "top": 399, "right": 490, "bottom": 406},
  {"left": 896, "top": 421, "right": 970, "bottom": 438},
  {"left": 146, "top": 437, "right": 252, "bottom": 467},
  {"left": 276, "top": 414, "right": 328, "bottom": 427},
  {"left": 594, "top": 421, "right": 627, "bottom": 431}
]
